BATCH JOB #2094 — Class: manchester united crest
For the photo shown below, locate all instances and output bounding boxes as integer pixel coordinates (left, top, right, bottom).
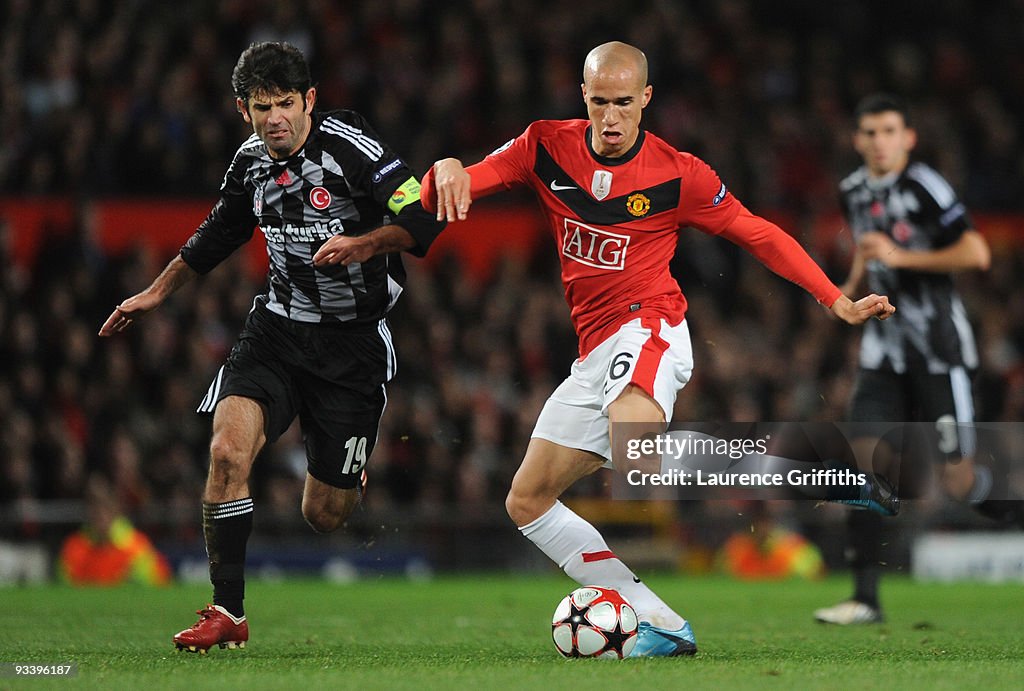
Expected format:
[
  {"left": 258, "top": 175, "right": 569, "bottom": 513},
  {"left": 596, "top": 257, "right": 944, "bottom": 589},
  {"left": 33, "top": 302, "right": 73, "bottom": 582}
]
[{"left": 626, "top": 193, "right": 651, "bottom": 217}]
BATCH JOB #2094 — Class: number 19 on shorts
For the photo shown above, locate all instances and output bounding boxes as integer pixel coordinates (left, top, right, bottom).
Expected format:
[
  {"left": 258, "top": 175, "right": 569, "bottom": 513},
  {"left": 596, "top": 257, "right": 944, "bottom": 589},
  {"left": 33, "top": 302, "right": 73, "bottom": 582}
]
[{"left": 342, "top": 436, "right": 368, "bottom": 474}]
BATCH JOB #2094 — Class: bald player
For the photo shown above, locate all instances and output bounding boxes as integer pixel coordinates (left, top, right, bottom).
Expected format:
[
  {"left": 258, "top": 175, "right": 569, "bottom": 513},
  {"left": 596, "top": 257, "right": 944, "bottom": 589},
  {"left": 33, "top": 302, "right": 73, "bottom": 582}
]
[{"left": 317, "top": 41, "right": 894, "bottom": 657}]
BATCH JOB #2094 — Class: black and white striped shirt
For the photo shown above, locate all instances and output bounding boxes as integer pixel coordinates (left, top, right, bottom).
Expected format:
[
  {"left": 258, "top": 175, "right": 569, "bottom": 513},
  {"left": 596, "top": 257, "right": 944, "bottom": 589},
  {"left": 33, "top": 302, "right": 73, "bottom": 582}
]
[
  {"left": 181, "top": 109, "right": 443, "bottom": 325},
  {"left": 840, "top": 161, "right": 978, "bottom": 373}
]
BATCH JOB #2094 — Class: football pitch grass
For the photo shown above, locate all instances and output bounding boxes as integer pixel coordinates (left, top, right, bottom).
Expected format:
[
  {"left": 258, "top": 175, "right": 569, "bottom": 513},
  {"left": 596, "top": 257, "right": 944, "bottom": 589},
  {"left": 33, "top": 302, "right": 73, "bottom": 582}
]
[{"left": 2, "top": 574, "right": 1023, "bottom": 690}]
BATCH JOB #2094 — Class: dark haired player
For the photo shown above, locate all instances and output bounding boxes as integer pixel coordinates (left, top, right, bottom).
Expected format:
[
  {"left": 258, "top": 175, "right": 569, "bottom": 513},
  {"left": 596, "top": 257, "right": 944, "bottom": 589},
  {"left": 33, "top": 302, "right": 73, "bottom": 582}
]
[
  {"left": 814, "top": 93, "right": 1024, "bottom": 625},
  {"left": 322, "top": 41, "right": 894, "bottom": 656},
  {"left": 99, "top": 42, "right": 444, "bottom": 652}
]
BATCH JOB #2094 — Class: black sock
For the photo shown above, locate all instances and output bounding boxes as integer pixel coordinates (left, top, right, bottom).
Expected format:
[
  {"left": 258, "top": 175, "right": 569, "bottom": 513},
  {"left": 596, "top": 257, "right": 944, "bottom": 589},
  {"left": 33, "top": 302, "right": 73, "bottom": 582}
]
[
  {"left": 203, "top": 498, "right": 253, "bottom": 619},
  {"left": 847, "top": 508, "right": 882, "bottom": 609}
]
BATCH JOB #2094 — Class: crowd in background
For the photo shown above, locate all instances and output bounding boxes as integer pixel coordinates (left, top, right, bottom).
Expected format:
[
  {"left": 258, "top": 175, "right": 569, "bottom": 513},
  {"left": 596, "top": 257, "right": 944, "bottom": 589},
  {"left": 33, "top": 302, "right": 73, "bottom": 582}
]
[
  {"left": 3, "top": 0, "right": 1024, "bottom": 554},
  {"left": 4, "top": 0, "right": 1024, "bottom": 209}
]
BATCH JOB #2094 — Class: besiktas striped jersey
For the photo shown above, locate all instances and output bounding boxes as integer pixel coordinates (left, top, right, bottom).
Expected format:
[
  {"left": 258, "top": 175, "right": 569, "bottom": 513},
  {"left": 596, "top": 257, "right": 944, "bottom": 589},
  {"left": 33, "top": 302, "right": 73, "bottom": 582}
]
[
  {"left": 181, "top": 109, "right": 443, "bottom": 325},
  {"left": 840, "top": 161, "right": 978, "bottom": 373}
]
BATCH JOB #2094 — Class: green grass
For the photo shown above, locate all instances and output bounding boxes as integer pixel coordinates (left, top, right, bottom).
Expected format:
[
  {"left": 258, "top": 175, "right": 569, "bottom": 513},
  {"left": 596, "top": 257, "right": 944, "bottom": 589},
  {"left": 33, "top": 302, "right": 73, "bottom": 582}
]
[{"left": 2, "top": 574, "right": 1023, "bottom": 690}]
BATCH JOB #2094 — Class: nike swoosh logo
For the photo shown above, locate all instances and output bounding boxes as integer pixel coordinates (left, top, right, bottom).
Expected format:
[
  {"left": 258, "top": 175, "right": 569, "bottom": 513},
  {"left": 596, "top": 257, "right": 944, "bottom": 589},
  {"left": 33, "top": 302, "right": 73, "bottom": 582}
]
[{"left": 549, "top": 180, "right": 576, "bottom": 191}]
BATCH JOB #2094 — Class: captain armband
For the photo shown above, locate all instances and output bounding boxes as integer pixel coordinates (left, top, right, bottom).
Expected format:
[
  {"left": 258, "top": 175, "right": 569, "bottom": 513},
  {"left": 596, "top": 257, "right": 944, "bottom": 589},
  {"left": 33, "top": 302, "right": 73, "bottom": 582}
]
[{"left": 387, "top": 176, "right": 423, "bottom": 215}]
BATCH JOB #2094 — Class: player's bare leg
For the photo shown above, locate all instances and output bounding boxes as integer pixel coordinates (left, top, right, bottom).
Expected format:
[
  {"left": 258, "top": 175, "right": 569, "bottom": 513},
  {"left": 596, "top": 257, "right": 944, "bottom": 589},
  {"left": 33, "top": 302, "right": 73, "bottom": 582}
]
[
  {"left": 204, "top": 396, "right": 265, "bottom": 502},
  {"left": 301, "top": 475, "right": 360, "bottom": 533},
  {"left": 175, "top": 396, "right": 264, "bottom": 653},
  {"left": 607, "top": 384, "right": 666, "bottom": 475},
  {"left": 941, "top": 456, "right": 977, "bottom": 500},
  {"left": 509, "top": 436, "right": 696, "bottom": 656},
  {"left": 506, "top": 439, "right": 603, "bottom": 526}
]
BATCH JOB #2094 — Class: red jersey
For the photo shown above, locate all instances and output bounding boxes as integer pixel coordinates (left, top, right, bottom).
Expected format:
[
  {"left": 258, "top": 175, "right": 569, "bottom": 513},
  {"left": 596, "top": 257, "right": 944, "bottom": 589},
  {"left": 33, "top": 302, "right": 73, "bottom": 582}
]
[{"left": 423, "top": 119, "right": 841, "bottom": 357}]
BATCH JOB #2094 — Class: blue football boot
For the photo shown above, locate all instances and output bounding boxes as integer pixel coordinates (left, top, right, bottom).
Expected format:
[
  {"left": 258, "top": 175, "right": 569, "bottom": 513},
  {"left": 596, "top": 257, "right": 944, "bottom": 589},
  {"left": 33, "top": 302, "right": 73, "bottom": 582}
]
[
  {"left": 830, "top": 474, "right": 900, "bottom": 516},
  {"left": 629, "top": 620, "right": 697, "bottom": 657}
]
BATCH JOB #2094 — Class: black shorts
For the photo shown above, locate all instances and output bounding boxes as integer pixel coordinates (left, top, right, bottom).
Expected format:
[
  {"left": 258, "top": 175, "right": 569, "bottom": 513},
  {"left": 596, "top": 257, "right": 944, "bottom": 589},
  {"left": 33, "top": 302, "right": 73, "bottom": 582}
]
[
  {"left": 197, "top": 301, "right": 395, "bottom": 489},
  {"left": 849, "top": 365, "right": 976, "bottom": 494}
]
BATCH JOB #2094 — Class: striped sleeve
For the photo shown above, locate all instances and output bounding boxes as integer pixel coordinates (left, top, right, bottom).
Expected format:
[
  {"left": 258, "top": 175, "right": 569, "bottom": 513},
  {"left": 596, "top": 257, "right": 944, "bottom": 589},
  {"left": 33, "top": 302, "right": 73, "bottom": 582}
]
[
  {"left": 907, "top": 163, "right": 972, "bottom": 242},
  {"left": 319, "top": 115, "right": 385, "bottom": 162}
]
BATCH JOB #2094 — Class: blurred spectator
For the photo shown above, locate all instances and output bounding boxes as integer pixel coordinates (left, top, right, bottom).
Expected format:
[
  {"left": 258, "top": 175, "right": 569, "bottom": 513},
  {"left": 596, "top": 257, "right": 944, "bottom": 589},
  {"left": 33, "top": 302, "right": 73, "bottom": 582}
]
[
  {"left": 0, "top": 0, "right": 1021, "bottom": 208},
  {"left": 57, "top": 474, "right": 171, "bottom": 586},
  {"left": 717, "top": 502, "right": 825, "bottom": 580}
]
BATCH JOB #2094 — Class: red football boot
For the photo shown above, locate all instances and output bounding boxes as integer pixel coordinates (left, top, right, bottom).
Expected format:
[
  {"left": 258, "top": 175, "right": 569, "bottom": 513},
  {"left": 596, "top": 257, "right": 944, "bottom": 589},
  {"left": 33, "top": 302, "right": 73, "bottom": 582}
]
[{"left": 173, "top": 605, "right": 249, "bottom": 653}]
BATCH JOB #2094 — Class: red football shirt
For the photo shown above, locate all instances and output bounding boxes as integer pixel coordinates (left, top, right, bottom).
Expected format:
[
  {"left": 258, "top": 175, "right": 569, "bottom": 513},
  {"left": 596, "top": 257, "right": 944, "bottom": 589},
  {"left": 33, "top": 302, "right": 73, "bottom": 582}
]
[{"left": 423, "top": 119, "right": 840, "bottom": 357}]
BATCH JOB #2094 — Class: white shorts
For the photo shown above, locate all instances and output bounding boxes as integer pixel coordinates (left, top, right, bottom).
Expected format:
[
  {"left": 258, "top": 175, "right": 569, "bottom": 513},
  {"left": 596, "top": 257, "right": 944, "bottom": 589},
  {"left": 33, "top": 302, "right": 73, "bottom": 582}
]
[{"left": 531, "top": 317, "right": 693, "bottom": 462}]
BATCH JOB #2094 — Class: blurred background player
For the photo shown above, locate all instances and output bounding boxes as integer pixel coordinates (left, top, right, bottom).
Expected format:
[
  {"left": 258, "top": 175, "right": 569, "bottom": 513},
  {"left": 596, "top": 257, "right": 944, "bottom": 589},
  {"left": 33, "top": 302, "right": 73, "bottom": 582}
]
[
  {"left": 814, "top": 93, "right": 1023, "bottom": 625},
  {"left": 321, "top": 40, "right": 894, "bottom": 656},
  {"left": 99, "top": 42, "right": 444, "bottom": 651},
  {"left": 58, "top": 473, "right": 171, "bottom": 586}
]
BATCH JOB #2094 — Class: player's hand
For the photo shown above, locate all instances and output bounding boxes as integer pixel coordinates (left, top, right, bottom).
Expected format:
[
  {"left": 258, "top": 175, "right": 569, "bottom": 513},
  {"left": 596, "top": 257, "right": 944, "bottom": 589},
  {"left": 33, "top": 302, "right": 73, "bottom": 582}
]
[
  {"left": 313, "top": 235, "right": 373, "bottom": 266},
  {"left": 858, "top": 232, "right": 903, "bottom": 267},
  {"left": 433, "top": 158, "right": 472, "bottom": 222},
  {"left": 829, "top": 293, "right": 895, "bottom": 325},
  {"left": 98, "top": 292, "right": 162, "bottom": 336}
]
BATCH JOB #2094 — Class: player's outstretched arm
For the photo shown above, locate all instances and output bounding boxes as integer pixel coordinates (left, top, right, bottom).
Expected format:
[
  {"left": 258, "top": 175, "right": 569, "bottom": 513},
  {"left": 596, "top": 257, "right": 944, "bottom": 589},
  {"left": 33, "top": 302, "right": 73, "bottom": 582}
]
[
  {"left": 829, "top": 293, "right": 895, "bottom": 325},
  {"left": 716, "top": 208, "right": 895, "bottom": 325},
  {"left": 421, "top": 158, "right": 508, "bottom": 222},
  {"left": 98, "top": 255, "right": 197, "bottom": 336}
]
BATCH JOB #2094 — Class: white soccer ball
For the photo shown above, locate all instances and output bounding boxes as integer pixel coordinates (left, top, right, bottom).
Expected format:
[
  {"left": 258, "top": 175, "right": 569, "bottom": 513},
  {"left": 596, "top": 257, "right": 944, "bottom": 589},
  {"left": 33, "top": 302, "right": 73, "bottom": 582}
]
[{"left": 551, "top": 586, "right": 638, "bottom": 659}]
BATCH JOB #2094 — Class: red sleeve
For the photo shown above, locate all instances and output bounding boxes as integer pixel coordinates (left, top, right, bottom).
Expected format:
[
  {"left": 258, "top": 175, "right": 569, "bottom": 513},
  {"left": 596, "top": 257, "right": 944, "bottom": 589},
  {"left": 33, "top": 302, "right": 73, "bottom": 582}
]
[
  {"left": 719, "top": 205, "right": 843, "bottom": 307},
  {"left": 420, "top": 166, "right": 437, "bottom": 214},
  {"left": 420, "top": 160, "right": 514, "bottom": 215},
  {"left": 676, "top": 154, "right": 742, "bottom": 233}
]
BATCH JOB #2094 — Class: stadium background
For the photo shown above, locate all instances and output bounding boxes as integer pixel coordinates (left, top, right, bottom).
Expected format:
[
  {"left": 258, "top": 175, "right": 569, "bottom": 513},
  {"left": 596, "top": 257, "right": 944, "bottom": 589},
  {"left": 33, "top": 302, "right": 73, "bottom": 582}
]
[{"left": 2, "top": 0, "right": 1024, "bottom": 582}]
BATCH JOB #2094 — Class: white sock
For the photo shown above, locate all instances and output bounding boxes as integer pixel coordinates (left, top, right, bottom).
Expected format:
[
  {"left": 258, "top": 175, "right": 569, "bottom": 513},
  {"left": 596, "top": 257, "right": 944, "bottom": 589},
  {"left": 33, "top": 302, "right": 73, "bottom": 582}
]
[{"left": 519, "top": 501, "right": 685, "bottom": 630}]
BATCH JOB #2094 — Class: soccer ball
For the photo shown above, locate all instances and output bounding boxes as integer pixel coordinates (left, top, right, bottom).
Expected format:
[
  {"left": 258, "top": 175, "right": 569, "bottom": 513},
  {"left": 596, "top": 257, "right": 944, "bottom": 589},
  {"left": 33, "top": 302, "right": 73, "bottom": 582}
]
[{"left": 551, "top": 586, "right": 638, "bottom": 658}]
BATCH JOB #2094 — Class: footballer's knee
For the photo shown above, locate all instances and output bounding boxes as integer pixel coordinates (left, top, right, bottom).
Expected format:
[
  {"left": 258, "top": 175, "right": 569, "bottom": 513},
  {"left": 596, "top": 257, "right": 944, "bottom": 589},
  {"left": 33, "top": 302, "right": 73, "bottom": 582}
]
[
  {"left": 302, "top": 486, "right": 358, "bottom": 534},
  {"left": 302, "top": 504, "right": 344, "bottom": 533},
  {"left": 206, "top": 397, "right": 265, "bottom": 497},
  {"left": 505, "top": 487, "right": 554, "bottom": 528},
  {"left": 206, "top": 434, "right": 256, "bottom": 498},
  {"left": 209, "top": 434, "right": 248, "bottom": 467}
]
